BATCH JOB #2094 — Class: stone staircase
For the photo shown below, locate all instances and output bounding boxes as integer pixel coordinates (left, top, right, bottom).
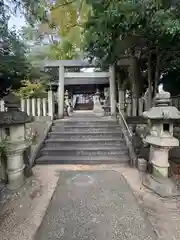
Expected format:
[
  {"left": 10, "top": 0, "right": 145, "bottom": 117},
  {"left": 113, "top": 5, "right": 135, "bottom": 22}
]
[{"left": 36, "top": 112, "right": 130, "bottom": 165}]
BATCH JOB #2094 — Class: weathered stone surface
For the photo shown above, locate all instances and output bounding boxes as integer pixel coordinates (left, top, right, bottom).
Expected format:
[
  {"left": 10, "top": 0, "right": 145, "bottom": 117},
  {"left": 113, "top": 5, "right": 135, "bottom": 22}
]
[
  {"left": 36, "top": 111, "right": 129, "bottom": 165},
  {"left": 143, "top": 174, "right": 180, "bottom": 198},
  {"left": 35, "top": 170, "right": 157, "bottom": 240},
  {"left": 0, "top": 111, "right": 32, "bottom": 125}
]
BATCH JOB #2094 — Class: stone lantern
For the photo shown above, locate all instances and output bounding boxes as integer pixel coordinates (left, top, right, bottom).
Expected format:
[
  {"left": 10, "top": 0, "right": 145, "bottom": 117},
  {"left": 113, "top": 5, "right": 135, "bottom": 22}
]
[
  {"left": 0, "top": 93, "right": 32, "bottom": 190},
  {"left": 142, "top": 88, "right": 180, "bottom": 197},
  {"left": 64, "top": 90, "right": 69, "bottom": 103},
  {"left": 64, "top": 90, "right": 72, "bottom": 116},
  {"left": 93, "top": 89, "right": 104, "bottom": 116}
]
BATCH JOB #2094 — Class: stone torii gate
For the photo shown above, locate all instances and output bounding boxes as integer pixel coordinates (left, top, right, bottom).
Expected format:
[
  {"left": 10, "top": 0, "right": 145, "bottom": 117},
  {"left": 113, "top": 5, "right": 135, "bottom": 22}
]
[{"left": 43, "top": 60, "right": 116, "bottom": 118}]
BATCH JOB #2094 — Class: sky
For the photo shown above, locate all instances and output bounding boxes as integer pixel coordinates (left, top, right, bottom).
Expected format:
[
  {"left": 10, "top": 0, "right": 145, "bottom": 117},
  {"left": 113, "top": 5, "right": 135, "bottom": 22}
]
[
  {"left": 9, "top": 13, "right": 25, "bottom": 30},
  {"left": 8, "top": 0, "right": 26, "bottom": 31}
]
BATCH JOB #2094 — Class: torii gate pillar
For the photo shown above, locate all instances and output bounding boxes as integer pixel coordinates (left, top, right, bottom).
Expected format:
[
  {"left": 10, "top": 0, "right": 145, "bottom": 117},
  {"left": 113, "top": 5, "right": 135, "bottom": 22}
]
[
  {"left": 109, "top": 65, "right": 116, "bottom": 116},
  {"left": 58, "top": 65, "right": 65, "bottom": 118}
]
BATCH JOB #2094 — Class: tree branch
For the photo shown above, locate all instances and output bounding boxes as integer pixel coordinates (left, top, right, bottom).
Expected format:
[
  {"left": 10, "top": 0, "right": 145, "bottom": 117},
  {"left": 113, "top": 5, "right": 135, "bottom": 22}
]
[{"left": 50, "top": 0, "right": 76, "bottom": 11}]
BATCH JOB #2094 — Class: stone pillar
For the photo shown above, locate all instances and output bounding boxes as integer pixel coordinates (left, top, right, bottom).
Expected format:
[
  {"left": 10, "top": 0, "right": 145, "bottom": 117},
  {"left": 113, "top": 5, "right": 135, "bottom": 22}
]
[
  {"left": 26, "top": 98, "right": 30, "bottom": 116},
  {"left": 31, "top": 98, "right": 36, "bottom": 116},
  {"left": 0, "top": 99, "right": 5, "bottom": 111},
  {"left": 58, "top": 65, "right": 65, "bottom": 118},
  {"left": 138, "top": 98, "right": 144, "bottom": 116},
  {"left": 48, "top": 91, "right": 54, "bottom": 120},
  {"left": 151, "top": 146, "right": 170, "bottom": 178},
  {"left": 6, "top": 124, "right": 31, "bottom": 190},
  {"left": 42, "top": 98, "right": 47, "bottom": 116},
  {"left": 37, "top": 98, "right": 41, "bottom": 116},
  {"left": 6, "top": 142, "right": 27, "bottom": 190},
  {"left": 109, "top": 66, "right": 116, "bottom": 116},
  {"left": 20, "top": 99, "right": 25, "bottom": 112},
  {"left": 118, "top": 89, "right": 125, "bottom": 115},
  {"left": 132, "top": 98, "right": 137, "bottom": 116},
  {"left": 126, "top": 98, "right": 131, "bottom": 116}
]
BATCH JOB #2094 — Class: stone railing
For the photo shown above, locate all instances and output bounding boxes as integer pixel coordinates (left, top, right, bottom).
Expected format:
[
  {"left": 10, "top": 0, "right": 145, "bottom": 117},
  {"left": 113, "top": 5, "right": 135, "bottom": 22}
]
[
  {"left": 20, "top": 98, "right": 48, "bottom": 117},
  {"left": 123, "top": 97, "right": 149, "bottom": 117},
  {"left": 0, "top": 91, "right": 55, "bottom": 120},
  {"left": 123, "top": 96, "right": 180, "bottom": 117}
]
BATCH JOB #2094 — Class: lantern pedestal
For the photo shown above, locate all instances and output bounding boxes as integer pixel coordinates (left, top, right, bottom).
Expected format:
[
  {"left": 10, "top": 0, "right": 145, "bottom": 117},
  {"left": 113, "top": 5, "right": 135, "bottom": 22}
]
[{"left": 143, "top": 174, "right": 180, "bottom": 198}]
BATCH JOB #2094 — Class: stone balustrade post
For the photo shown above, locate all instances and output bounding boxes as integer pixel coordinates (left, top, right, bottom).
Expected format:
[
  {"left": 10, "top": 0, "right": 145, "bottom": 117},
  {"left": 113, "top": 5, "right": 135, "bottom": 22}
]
[
  {"left": 132, "top": 98, "right": 137, "bottom": 116},
  {"left": 126, "top": 99, "right": 131, "bottom": 116},
  {"left": 138, "top": 98, "right": 144, "bottom": 116},
  {"left": 37, "top": 98, "right": 41, "bottom": 116},
  {"left": 42, "top": 98, "right": 47, "bottom": 116},
  {"left": 26, "top": 98, "right": 30, "bottom": 116},
  {"left": 20, "top": 99, "right": 25, "bottom": 112},
  {"left": 0, "top": 99, "right": 5, "bottom": 111},
  {"left": 31, "top": 98, "right": 36, "bottom": 116}
]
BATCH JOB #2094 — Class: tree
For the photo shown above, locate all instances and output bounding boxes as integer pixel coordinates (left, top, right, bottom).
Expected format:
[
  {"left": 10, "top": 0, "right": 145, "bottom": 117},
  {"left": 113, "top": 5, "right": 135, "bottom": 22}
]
[
  {"left": 47, "top": 38, "right": 81, "bottom": 60},
  {"left": 0, "top": 1, "right": 30, "bottom": 98},
  {"left": 14, "top": 80, "right": 47, "bottom": 99},
  {"left": 21, "top": 23, "right": 59, "bottom": 45},
  {"left": 46, "top": 0, "right": 91, "bottom": 52},
  {"left": 4, "top": 0, "right": 48, "bottom": 25},
  {"left": 83, "top": 0, "right": 180, "bottom": 100},
  {"left": 0, "top": 0, "right": 52, "bottom": 98}
]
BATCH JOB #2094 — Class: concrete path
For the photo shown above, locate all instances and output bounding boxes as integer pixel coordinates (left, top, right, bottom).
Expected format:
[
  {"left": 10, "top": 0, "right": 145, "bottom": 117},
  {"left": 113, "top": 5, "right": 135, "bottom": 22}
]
[{"left": 35, "top": 170, "right": 157, "bottom": 240}]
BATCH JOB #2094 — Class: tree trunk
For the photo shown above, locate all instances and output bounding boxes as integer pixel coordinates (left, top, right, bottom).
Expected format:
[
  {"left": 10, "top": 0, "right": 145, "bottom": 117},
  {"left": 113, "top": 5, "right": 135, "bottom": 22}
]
[
  {"left": 130, "top": 56, "right": 144, "bottom": 115},
  {"left": 154, "top": 54, "right": 160, "bottom": 97},
  {"left": 148, "top": 52, "right": 152, "bottom": 108}
]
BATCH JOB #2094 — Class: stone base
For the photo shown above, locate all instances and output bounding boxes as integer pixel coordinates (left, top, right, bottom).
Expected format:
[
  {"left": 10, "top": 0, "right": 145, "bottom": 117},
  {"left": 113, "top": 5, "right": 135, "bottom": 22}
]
[
  {"left": 7, "top": 165, "right": 25, "bottom": 190},
  {"left": 93, "top": 103, "right": 104, "bottom": 117},
  {"left": 93, "top": 111, "right": 104, "bottom": 117},
  {"left": 142, "top": 174, "right": 180, "bottom": 198}
]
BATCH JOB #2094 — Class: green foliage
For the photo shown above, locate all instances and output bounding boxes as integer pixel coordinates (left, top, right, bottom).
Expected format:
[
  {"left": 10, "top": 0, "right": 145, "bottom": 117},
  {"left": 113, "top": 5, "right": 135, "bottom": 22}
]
[
  {"left": 47, "top": 0, "right": 91, "bottom": 53},
  {"left": 47, "top": 39, "right": 80, "bottom": 60},
  {"left": 0, "top": 2, "right": 30, "bottom": 98},
  {"left": 5, "top": 0, "right": 48, "bottom": 25},
  {"left": 14, "top": 80, "right": 47, "bottom": 99},
  {"left": 0, "top": 0, "right": 52, "bottom": 99},
  {"left": 83, "top": 0, "right": 180, "bottom": 71}
]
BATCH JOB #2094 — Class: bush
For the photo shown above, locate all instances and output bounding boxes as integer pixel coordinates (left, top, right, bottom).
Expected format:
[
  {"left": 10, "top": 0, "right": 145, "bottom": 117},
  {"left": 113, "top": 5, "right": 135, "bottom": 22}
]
[{"left": 14, "top": 80, "right": 47, "bottom": 99}]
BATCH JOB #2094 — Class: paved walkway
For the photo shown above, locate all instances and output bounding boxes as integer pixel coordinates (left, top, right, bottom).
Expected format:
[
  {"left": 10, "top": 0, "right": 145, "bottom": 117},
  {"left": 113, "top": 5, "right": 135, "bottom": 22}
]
[{"left": 35, "top": 170, "right": 157, "bottom": 240}]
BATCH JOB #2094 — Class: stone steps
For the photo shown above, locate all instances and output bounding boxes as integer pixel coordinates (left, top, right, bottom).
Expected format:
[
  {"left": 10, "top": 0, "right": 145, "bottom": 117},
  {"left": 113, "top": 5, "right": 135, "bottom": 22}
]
[
  {"left": 36, "top": 155, "right": 129, "bottom": 165},
  {"left": 36, "top": 115, "right": 130, "bottom": 165},
  {"left": 53, "top": 121, "right": 118, "bottom": 127},
  {"left": 44, "top": 139, "right": 124, "bottom": 148},
  {"left": 51, "top": 126, "right": 121, "bottom": 132},
  {"left": 48, "top": 131, "right": 122, "bottom": 139},
  {"left": 40, "top": 146, "right": 128, "bottom": 157}
]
